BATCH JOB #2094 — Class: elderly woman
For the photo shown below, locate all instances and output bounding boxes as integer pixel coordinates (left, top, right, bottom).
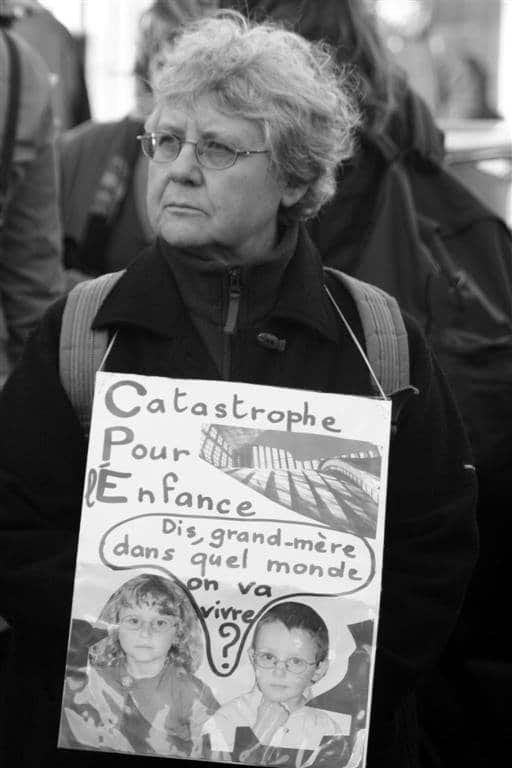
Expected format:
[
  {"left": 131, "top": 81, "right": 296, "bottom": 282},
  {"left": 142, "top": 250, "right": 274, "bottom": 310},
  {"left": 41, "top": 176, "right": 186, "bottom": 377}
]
[{"left": 0, "top": 11, "right": 477, "bottom": 768}]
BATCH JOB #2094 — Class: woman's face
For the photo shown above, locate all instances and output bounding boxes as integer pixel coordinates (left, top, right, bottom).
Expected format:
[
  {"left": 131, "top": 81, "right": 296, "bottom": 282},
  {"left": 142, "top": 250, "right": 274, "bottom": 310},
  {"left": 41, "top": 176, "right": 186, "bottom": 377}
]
[{"left": 146, "top": 93, "right": 303, "bottom": 264}]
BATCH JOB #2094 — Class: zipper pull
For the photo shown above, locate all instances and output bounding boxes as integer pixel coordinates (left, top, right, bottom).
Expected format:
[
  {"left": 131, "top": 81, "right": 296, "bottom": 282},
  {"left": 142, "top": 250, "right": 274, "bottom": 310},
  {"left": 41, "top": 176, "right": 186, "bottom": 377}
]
[{"left": 224, "top": 268, "right": 241, "bottom": 335}]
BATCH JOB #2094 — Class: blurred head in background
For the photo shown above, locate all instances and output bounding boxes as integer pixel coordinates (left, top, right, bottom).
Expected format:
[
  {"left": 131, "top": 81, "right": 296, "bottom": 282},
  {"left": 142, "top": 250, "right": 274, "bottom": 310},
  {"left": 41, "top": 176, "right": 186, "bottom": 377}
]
[{"left": 133, "top": 0, "right": 220, "bottom": 117}]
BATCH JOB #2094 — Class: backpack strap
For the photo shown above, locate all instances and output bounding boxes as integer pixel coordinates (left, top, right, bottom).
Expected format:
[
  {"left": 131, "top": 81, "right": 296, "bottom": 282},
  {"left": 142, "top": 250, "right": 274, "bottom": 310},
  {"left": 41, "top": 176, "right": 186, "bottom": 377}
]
[
  {"left": 0, "top": 30, "right": 21, "bottom": 228},
  {"left": 324, "top": 267, "right": 410, "bottom": 395},
  {"left": 60, "top": 271, "right": 124, "bottom": 435}
]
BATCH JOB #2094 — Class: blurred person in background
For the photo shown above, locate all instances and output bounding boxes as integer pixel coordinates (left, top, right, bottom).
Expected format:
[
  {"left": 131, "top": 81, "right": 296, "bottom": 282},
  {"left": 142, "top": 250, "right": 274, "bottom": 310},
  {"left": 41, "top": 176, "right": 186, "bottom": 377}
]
[
  {"left": 0, "top": 0, "right": 64, "bottom": 738},
  {"left": 0, "top": 0, "right": 64, "bottom": 387},
  {"left": 435, "top": 51, "right": 502, "bottom": 120},
  {"left": 60, "top": 0, "right": 219, "bottom": 285},
  {"left": 9, "top": 0, "right": 90, "bottom": 132}
]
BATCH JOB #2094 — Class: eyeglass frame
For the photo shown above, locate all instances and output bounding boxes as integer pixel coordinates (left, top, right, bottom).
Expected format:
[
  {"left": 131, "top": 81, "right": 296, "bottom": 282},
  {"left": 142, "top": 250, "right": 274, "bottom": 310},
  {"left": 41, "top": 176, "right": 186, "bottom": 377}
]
[
  {"left": 118, "top": 614, "right": 178, "bottom": 633},
  {"left": 249, "top": 648, "right": 319, "bottom": 675},
  {"left": 137, "top": 131, "right": 269, "bottom": 170}
]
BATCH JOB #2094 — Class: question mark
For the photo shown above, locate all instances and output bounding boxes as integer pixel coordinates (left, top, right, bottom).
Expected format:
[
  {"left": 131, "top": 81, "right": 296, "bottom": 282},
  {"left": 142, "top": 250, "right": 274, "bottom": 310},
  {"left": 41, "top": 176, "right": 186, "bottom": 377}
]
[{"left": 219, "top": 622, "right": 241, "bottom": 669}]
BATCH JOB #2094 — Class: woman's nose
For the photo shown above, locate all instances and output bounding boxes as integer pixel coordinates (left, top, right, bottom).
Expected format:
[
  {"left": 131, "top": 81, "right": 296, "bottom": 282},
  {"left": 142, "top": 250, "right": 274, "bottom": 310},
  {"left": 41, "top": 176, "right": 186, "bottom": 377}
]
[{"left": 167, "top": 141, "right": 202, "bottom": 184}]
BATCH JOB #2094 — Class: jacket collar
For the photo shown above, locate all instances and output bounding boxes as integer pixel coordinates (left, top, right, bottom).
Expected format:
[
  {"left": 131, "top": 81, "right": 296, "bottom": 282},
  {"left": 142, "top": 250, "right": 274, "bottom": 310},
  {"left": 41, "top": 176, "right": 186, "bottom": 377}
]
[
  {"left": 272, "top": 225, "right": 337, "bottom": 340},
  {"left": 92, "top": 225, "right": 338, "bottom": 342},
  {"left": 160, "top": 225, "right": 298, "bottom": 328}
]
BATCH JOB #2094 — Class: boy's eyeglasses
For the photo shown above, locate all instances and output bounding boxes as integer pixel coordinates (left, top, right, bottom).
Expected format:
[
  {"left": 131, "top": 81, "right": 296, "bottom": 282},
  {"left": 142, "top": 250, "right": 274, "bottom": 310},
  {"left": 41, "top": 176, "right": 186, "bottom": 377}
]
[
  {"left": 252, "top": 650, "right": 317, "bottom": 675},
  {"left": 137, "top": 132, "right": 269, "bottom": 170},
  {"left": 119, "top": 615, "right": 177, "bottom": 633}
]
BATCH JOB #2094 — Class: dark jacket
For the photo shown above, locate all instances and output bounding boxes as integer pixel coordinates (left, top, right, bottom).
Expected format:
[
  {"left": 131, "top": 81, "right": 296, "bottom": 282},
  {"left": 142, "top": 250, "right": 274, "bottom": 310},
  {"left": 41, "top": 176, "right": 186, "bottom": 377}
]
[
  {"left": 0, "top": 229, "right": 477, "bottom": 767},
  {"left": 311, "top": 88, "right": 512, "bottom": 476}
]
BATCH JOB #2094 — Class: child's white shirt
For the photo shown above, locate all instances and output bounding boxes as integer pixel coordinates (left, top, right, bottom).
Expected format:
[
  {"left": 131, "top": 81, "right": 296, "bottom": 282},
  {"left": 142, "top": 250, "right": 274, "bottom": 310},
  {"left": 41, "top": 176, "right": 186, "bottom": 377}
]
[{"left": 202, "top": 686, "right": 348, "bottom": 753}]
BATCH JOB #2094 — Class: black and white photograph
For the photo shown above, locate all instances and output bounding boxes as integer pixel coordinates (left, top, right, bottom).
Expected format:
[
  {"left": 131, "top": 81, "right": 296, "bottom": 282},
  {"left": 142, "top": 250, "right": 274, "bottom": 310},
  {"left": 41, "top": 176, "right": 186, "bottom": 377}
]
[
  {"left": 0, "top": 2, "right": 509, "bottom": 768},
  {"left": 200, "top": 424, "right": 381, "bottom": 538}
]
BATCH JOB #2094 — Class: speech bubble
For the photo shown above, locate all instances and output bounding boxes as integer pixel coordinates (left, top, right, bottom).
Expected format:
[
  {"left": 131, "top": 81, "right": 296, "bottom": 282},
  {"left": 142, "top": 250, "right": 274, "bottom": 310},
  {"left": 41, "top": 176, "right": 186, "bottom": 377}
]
[{"left": 100, "top": 513, "right": 375, "bottom": 675}]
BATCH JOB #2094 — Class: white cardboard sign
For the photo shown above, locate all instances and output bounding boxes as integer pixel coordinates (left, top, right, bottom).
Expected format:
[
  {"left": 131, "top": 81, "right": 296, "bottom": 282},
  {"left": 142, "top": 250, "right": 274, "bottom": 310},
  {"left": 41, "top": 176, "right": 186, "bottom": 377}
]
[{"left": 59, "top": 373, "right": 391, "bottom": 768}]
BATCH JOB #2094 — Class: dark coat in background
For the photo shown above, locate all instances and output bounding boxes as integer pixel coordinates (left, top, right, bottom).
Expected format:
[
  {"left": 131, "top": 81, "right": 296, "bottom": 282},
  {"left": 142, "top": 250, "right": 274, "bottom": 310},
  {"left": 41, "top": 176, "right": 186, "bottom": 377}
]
[
  {"left": 59, "top": 116, "right": 152, "bottom": 279},
  {"left": 0, "top": 29, "right": 64, "bottom": 385},
  {"left": 0, "top": 229, "right": 477, "bottom": 767},
  {"left": 310, "top": 88, "right": 512, "bottom": 764}
]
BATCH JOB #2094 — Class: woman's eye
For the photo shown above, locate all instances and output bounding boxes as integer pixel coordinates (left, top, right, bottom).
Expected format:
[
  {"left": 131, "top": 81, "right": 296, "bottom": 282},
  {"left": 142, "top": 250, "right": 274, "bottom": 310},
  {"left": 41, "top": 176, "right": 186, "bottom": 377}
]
[
  {"left": 202, "top": 140, "right": 234, "bottom": 156},
  {"left": 159, "top": 134, "right": 179, "bottom": 147},
  {"left": 208, "top": 140, "right": 229, "bottom": 150},
  {"left": 126, "top": 617, "right": 140, "bottom": 626}
]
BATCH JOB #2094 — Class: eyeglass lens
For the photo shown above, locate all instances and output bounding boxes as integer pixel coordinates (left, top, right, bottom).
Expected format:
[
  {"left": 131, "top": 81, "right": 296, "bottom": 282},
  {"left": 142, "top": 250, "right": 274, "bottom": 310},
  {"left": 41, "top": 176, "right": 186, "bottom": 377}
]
[{"left": 254, "top": 651, "right": 314, "bottom": 674}]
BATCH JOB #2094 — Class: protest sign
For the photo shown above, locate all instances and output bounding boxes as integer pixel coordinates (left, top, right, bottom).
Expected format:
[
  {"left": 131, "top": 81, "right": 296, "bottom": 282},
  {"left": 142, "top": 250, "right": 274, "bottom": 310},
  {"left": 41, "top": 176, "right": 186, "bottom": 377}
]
[{"left": 59, "top": 373, "right": 391, "bottom": 767}]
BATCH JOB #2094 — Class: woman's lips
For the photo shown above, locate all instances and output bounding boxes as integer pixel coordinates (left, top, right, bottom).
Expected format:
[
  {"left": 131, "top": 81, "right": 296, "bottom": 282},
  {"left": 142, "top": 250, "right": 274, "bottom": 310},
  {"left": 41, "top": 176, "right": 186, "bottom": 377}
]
[{"left": 166, "top": 203, "right": 203, "bottom": 212}]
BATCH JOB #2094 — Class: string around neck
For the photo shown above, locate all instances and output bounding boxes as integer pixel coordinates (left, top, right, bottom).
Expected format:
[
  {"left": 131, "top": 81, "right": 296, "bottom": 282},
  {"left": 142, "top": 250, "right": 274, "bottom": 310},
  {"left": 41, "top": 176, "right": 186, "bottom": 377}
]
[{"left": 324, "top": 284, "right": 388, "bottom": 400}]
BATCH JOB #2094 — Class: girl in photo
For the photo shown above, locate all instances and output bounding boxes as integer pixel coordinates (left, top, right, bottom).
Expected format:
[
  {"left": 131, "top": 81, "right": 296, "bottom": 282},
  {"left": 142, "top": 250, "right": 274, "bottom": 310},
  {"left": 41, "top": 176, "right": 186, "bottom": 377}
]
[{"left": 61, "top": 573, "right": 218, "bottom": 757}]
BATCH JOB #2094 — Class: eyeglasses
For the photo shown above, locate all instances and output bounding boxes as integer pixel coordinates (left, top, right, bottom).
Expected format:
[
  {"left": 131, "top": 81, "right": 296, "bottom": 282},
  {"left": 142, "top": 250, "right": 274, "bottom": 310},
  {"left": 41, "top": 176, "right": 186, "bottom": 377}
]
[
  {"left": 118, "top": 615, "right": 177, "bottom": 633},
  {"left": 137, "top": 132, "right": 269, "bottom": 170},
  {"left": 252, "top": 650, "right": 318, "bottom": 675}
]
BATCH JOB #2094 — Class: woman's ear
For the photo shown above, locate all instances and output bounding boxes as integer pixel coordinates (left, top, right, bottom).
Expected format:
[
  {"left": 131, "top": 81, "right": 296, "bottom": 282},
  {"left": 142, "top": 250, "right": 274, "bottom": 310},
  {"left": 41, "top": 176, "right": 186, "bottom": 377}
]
[
  {"left": 281, "top": 183, "right": 308, "bottom": 209},
  {"left": 311, "top": 658, "right": 328, "bottom": 683}
]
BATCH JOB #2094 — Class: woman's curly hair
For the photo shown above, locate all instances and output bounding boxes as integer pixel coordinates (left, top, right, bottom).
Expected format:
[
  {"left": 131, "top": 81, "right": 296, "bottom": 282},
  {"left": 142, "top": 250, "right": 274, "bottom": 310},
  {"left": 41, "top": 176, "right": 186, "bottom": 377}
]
[
  {"left": 89, "top": 573, "right": 203, "bottom": 673},
  {"left": 148, "top": 9, "right": 362, "bottom": 221}
]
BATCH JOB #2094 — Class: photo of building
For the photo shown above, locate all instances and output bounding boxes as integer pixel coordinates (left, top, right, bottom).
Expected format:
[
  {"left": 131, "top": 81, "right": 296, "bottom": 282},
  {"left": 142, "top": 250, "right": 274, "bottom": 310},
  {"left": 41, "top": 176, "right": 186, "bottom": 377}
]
[{"left": 199, "top": 425, "right": 382, "bottom": 539}]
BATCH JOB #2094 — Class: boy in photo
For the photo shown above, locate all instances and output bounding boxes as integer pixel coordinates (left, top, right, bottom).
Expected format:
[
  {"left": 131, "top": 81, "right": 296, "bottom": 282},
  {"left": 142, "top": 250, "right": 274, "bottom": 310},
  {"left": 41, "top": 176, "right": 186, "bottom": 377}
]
[{"left": 203, "top": 601, "right": 349, "bottom": 766}]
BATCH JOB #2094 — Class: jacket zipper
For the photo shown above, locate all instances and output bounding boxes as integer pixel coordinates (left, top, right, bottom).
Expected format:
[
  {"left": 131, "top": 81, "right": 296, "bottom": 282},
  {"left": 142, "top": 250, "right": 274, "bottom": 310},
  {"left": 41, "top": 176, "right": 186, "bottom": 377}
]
[{"left": 222, "top": 268, "right": 241, "bottom": 379}]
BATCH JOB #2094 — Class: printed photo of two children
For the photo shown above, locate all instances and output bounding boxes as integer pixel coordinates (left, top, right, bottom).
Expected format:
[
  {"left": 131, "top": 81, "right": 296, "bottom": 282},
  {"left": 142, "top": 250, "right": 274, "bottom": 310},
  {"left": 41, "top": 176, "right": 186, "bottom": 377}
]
[{"left": 59, "top": 572, "right": 373, "bottom": 768}]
